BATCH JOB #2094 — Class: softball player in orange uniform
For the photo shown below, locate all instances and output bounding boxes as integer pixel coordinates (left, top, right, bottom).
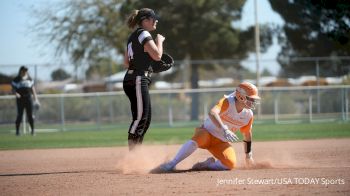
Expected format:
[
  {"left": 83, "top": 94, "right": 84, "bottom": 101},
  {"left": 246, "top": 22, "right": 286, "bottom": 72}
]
[{"left": 159, "top": 82, "right": 260, "bottom": 171}]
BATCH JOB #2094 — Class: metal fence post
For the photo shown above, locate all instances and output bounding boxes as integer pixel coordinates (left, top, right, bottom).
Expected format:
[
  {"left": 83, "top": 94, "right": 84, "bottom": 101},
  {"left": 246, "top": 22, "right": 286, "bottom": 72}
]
[
  {"left": 168, "top": 93, "right": 173, "bottom": 127},
  {"left": 96, "top": 93, "right": 101, "bottom": 130},
  {"left": 346, "top": 88, "right": 349, "bottom": 121},
  {"left": 274, "top": 97, "right": 278, "bottom": 124},
  {"left": 203, "top": 101, "right": 208, "bottom": 121},
  {"left": 60, "top": 94, "right": 66, "bottom": 131},
  {"left": 341, "top": 87, "right": 346, "bottom": 121},
  {"left": 316, "top": 60, "right": 321, "bottom": 113},
  {"left": 109, "top": 94, "right": 114, "bottom": 123},
  {"left": 309, "top": 95, "right": 313, "bottom": 123}
]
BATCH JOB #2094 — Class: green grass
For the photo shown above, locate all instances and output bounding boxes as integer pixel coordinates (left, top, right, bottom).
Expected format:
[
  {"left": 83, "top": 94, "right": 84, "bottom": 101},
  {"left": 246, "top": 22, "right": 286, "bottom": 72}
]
[
  {"left": 251, "top": 122, "right": 350, "bottom": 141},
  {"left": 0, "top": 121, "right": 349, "bottom": 150}
]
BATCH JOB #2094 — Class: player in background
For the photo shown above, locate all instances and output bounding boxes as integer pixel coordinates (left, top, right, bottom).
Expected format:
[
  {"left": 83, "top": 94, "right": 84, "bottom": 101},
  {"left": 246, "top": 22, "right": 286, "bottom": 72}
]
[
  {"left": 11, "top": 66, "right": 40, "bottom": 136},
  {"left": 158, "top": 82, "right": 260, "bottom": 171}
]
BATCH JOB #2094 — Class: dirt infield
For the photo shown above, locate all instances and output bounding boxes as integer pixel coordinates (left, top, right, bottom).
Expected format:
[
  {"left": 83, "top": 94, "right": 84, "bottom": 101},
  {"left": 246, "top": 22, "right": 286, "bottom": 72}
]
[{"left": 0, "top": 139, "right": 349, "bottom": 195}]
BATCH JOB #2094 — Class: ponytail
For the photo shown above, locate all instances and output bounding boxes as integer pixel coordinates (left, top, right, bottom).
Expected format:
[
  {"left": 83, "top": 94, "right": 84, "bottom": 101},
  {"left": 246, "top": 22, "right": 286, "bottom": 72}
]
[{"left": 127, "top": 10, "right": 139, "bottom": 29}]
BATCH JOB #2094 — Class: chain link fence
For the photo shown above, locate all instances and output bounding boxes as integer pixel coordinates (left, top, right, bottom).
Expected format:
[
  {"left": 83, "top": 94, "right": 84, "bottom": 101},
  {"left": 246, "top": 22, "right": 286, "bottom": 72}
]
[
  {"left": 0, "top": 86, "right": 348, "bottom": 134},
  {"left": 1, "top": 56, "right": 349, "bottom": 133}
]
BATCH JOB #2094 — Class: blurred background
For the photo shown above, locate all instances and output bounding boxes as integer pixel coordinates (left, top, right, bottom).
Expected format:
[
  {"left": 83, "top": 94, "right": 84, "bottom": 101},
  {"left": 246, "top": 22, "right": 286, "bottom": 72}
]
[{"left": 0, "top": 0, "right": 349, "bottom": 133}]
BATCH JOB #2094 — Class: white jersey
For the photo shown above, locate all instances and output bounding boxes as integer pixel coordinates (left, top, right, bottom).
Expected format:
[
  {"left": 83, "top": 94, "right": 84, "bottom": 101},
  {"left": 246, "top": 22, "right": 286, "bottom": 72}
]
[{"left": 203, "top": 92, "right": 254, "bottom": 142}]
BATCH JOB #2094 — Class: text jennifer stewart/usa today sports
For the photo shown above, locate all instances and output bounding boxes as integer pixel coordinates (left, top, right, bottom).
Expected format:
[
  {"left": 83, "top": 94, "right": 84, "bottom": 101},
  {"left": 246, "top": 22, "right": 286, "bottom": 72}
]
[{"left": 216, "top": 177, "right": 345, "bottom": 186}]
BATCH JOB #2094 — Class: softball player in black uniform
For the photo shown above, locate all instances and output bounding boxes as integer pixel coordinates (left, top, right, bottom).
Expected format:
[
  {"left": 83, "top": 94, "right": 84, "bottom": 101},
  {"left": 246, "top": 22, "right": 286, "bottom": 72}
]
[
  {"left": 11, "top": 66, "right": 39, "bottom": 136},
  {"left": 123, "top": 8, "right": 165, "bottom": 150}
]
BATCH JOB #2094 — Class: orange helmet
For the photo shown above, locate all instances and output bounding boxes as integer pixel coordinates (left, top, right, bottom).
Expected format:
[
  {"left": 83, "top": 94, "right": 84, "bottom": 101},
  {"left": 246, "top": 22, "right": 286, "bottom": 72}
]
[{"left": 235, "top": 82, "right": 260, "bottom": 109}]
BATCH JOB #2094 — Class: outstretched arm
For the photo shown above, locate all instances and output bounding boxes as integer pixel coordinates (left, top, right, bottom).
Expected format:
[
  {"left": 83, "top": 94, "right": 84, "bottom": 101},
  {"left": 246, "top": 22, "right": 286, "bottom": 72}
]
[{"left": 243, "top": 131, "right": 255, "bottom": 167}]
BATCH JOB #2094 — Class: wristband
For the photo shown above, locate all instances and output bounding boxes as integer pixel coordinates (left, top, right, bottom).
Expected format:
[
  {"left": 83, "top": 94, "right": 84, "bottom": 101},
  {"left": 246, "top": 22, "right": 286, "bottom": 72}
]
[{"left": 243, "top": 140, "right": 252, "bottom": 153}]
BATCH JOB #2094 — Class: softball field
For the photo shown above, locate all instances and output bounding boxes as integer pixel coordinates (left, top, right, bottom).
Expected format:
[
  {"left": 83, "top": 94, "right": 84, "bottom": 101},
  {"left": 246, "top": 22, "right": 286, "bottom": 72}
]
[{"left": 0, "top": 139, "right": 349, "bottom": 195}]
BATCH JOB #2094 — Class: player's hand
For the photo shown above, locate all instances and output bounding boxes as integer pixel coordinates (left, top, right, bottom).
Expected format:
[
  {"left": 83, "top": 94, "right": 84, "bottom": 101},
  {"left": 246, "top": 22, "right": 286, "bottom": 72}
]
[
  {"left": 15, "top": 93, "right": 21, "bottom": 98},
  {"left": 223, "top": 128, "right": 239, "bottom": 142},
  {"left": 245, "top": 152, "right": 255, "bottom": 168},
  {"left": 155, "top": 34, "right": 165, "bottom": 43}
]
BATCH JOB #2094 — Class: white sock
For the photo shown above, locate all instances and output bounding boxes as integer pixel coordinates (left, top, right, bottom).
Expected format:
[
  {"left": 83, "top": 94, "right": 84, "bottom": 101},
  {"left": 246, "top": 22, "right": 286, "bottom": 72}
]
[
  {"left": 168, "top": 140, "right": 198, "bottom": 168},
  {"left": 207, "top": 160, "right": 229, "bottom": 170}
]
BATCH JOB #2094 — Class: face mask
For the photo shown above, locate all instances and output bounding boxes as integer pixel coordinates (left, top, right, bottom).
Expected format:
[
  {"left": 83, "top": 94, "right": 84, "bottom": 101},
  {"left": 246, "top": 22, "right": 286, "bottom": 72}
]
[{"left": 244, "top": 96, "right": 260, "bottom": 110}]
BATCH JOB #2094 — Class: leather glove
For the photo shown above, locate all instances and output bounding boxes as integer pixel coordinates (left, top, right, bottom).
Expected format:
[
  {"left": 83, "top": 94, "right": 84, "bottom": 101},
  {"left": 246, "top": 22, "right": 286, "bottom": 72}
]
[
  {"left": 150, "top": 53, "right": 174, "bottom": 73},
  {"left": 33, "top": 100, "right": 41, "bottom": 111}
]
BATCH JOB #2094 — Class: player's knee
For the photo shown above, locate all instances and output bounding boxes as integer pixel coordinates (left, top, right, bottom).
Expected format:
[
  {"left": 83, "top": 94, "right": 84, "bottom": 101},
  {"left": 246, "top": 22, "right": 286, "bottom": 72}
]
[
  {"left": 16, "top": 116, "right": 23, "bottom": 124},
  {"left": 191, "top": 127, "right": 210, "bottom": 148},
  {"left": 191, "top": 137, "right": 201, "bottom": 147}
]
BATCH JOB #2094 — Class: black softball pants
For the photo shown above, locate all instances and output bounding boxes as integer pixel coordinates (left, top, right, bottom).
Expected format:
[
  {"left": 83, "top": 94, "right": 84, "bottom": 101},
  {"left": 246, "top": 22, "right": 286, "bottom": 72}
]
[
  {"left": 15, "top": 96, "right": 34, "bottom": 135},
  {"left": 123, "top": 75, "right": 152, "bottom": 150}
]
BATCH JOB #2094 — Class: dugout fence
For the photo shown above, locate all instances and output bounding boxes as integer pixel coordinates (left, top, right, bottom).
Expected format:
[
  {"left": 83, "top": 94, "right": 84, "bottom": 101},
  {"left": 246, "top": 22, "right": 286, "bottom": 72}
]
[{"left": 0, "top": 85, "right": 349, "bottom": 134}]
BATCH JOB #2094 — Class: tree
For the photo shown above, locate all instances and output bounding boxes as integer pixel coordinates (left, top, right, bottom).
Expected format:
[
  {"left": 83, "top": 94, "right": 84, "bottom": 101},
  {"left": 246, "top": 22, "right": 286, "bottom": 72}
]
[
  {"left": 120, "top": 0, "right": 272, "bottom": 120},
  {"left": 51, "top": 68, "right": 71, "bottom": 81},
  {"left": 261, "top": 68, "right": 273, "bottom": 77},
  {"left": 32, "top": 0, "right": 272, "bottom": 120},
  {"left": 85, "top": 57, "right": 123, "bottom": 80},
  {"left": 269, "top": 0, "right": 350, "bottom": 77},
  {"left": 32, "top": 0, "right": 126, "bottom": 73}
]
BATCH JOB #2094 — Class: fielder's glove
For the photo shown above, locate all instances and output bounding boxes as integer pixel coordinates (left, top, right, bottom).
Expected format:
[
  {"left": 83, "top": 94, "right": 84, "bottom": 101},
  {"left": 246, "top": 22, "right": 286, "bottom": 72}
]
[
  {"left": 150, "top": 53, "right": 174, "bottom": 73},
  {"left": 222, "top": 125, "right": 239, "bottom": 142},
  {"left": 33, "top": 100, "right": 41, "bottom": 111}
]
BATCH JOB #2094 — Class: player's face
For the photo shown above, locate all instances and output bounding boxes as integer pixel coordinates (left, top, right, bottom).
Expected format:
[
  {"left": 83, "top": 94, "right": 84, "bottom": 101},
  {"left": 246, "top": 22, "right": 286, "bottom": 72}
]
[
  {"left": 143, "top": 17, "right": 158, "bottom": 31},
  {"left": 20, "top": 70, "right": 28, "bottom": 78},
  {"left": 151, "top": 18, "right": 158, "bottom": 29}
]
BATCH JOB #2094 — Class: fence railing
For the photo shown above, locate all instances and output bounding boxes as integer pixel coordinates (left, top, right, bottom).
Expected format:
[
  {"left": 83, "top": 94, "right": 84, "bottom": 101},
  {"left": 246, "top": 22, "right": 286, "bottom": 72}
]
[{"left": 0, "top": 85, "right": 349, "bottom": 133}]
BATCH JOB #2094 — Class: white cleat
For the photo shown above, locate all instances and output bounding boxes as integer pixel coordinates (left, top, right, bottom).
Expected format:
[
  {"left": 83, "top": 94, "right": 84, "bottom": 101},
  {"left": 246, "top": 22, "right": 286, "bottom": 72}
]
[{"left": 192, "top": 157, "right": 215, "bottom": 171}]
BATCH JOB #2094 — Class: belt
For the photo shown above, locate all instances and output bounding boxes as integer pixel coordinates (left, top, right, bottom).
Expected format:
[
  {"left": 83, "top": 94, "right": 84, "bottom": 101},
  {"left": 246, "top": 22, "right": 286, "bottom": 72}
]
[{"left": 127, "top": 69, "right": 152, "bottom": 77}]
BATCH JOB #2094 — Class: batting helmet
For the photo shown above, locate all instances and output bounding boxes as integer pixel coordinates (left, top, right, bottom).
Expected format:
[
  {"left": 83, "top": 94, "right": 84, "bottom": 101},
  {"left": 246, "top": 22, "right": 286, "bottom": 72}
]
[{"left": 235, "top": 82, "right": 260, "bottom": 110}]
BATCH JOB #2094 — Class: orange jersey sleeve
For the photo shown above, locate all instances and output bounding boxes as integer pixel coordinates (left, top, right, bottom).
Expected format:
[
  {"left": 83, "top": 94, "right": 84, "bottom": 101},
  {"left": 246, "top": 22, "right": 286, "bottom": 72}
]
[
  {"left": 240, "top": 116, "right": 253, "bottom": 134},
  {"left": 212, "top": 97, "right": 229, "bottom": 114}
]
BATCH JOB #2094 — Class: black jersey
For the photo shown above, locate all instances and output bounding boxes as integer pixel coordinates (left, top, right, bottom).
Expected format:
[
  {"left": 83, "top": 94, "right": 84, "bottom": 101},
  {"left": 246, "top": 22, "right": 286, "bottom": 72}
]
[
  {"left": 11, "top": 76, "right": 34, "bottom": 98},
  {"left": 126, "top": 28, "right": 154, "bottom": 71}
]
